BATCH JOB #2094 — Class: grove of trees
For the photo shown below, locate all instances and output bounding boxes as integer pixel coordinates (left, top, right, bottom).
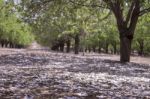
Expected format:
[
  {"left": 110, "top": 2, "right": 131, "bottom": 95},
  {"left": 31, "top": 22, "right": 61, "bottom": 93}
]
[
  {"left": 1, "top": 0, "right": 150, "bottom": 62},
  {"left": 0, "top": 0, "right": 34, "bottom": 48}
]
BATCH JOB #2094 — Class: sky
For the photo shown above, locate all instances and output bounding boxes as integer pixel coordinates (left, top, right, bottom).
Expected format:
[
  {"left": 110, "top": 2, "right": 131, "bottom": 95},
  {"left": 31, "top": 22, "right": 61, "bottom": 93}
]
[
  {"left": 5, "top": 0, "right": 21, "bottom": 4},
  {"left": 14, "top": 0, "right": 21, "bottom": 4}
]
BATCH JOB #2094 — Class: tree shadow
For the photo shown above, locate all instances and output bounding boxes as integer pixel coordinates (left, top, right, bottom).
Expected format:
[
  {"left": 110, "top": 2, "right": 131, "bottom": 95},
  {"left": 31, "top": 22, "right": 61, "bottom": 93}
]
[{"left": 57, "top": 57, "right": 150, "bottom": 79}]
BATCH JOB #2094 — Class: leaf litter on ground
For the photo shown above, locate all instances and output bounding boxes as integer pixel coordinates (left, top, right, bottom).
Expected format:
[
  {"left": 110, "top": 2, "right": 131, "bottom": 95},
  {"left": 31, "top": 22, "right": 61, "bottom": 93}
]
[{"left": 0, "top": 49, "right": 149, "bottom": 98}]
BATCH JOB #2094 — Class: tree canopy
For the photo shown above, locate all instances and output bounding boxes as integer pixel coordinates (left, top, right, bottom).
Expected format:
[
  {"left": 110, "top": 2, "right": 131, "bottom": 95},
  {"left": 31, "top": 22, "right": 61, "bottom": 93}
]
[{"left": 0, "top": 0, "right": 34, "bottom": 48}]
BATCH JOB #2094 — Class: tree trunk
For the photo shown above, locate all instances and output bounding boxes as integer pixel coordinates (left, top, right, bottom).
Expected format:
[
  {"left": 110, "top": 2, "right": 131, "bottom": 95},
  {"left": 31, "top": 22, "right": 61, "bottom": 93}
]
[
  {"left": 120, "top": 36, "right": 133, "bottom": 62},
  {"left": 112, "top": 43, "right": 117, "bottom": 54},
  {"left": 1, "top": 42, "right": 4, "bottom": 48},
  {"left": 66, "top": 39, "right": 71, "bottom": 53},
  {"left": 114, "top": 45, "right": 117, "bottom": 54},
  {"left": 98, "top": 47, "right": 101, "bottom": 53},
  {"left": 98, "top": 41, "right": 102, "bottom": 53},
  {"left": 1, "top": 40, "right": 5, "bottom": 48},
  {"left": 85, "top": 48, "right": 87, "bottom": 52},
  {"left": 105, "top": 43, "right": 109, "bottom": 53},
  {"left": 138, "top": 40, "right": 144, "bottom": 56},
  {"left": 88, "top": 47, "right": 91, "bottom": 53},
  {"left": 74, "top": 34, "right": 79, "bottom": 54},
  {"left": 60, "top": 42, "right": 64, "bottom": 52},
  {"left": 92, "top": 46, "right": 96, "bottom": 52}
]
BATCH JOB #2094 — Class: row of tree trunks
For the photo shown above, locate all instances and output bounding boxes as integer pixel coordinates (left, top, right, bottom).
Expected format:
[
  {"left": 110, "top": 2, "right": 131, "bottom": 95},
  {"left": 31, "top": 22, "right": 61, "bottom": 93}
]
[
  {"left": 51, "top": 40, "right": 65, "bottom": 52},
  {"left": 0, "top": 40, "right": 25, "bottom": 48},
  {"left": 51, "top": 39, "right": 71, "bottom": 53}
]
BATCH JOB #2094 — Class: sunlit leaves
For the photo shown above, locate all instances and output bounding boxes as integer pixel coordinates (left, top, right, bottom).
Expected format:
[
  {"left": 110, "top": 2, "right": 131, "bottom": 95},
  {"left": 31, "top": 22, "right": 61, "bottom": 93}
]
[{"left": 0, "top": 0, "right": 34, "bottom": 46}]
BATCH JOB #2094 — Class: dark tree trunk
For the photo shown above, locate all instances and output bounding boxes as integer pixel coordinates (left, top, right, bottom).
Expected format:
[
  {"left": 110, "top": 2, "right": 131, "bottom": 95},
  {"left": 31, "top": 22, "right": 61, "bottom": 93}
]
[
  {"left": 66, "top": 39, "right": 71, "bottom": 53},
  {"left": 60, "top": 42, "right": 64, "bottom": 52},
  {"left": 120, "top": 35, "right": 133, "bottom": 62},
  {"left": 104, "top": 0, "right": 140, "bottom": 62},
  {"left": 1, "top": 40, "right": 5, "bottom": 48},
  {"left": 105, "top": 43, "right": 109, "bottom": 53},
  {"left": 112, "top": 43, "right": 117, "bottom": 54},
  {"left": 98, "top": 47, "right": 101, "bottom": 53},
  {"left": 88, "top": 47, "right": 91, "bottom": 53},
  {"left": 114, "top": 45, "right": 117, "bottom": 54},
  {"left": 9, "top": 42, "right": 13, "bottom": 48},
  {"left": 98, "top": 41, "right": 102, "bottom": 53},
  {"left": 11, "top": 43, "right": 15, "bottom": 48},
  {"left": 85, "top": 48, "right": 87, "bottom": 52},
  {"left": 138, "top": 40, "right": 144, "bottom": 56},
  {"left": 92, "top": 46, "right": 96, "bottom": 52},
  {"left": 5, "top": 41, "right": 9, "bottom": 48},
  {"left": 51, "top": 40, "right": 60, "bottom": 51},
  {"left": 74, "top": 34, "right": 80, "bottom": 54},
  {"left": 1, "top": 42, "right": 4, "bottom": 48}
]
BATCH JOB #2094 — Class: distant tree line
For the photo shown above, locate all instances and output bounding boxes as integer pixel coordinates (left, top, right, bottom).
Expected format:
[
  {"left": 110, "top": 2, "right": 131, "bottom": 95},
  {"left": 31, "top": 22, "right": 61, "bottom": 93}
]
[{"left": 0, "top": 0, "right": 34, "bottom": 48}]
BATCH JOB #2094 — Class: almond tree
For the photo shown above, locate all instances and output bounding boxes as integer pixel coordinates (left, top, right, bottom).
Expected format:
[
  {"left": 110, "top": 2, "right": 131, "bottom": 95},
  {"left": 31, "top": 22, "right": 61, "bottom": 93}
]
[
  {"left": 101, "top": 0, "right": 150, "bottom": 62},
  {"left": 0, "top": 0, "right": 34, "bottom": 48},
  {"left": 70, "top": 0, "right": 150, "bottom": 62}
]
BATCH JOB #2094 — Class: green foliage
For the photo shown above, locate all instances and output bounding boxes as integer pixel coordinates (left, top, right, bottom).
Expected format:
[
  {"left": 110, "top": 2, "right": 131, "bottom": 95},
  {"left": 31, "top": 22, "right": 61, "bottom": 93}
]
[
  {"left": 133, "top": 13, "right": 150, "bottom": 54},
  {"left": 0, "top": 0, "right": 34, "bottom": 47},
  {"left": 18, "top": 0, "right": 150, "bottom": 55}
]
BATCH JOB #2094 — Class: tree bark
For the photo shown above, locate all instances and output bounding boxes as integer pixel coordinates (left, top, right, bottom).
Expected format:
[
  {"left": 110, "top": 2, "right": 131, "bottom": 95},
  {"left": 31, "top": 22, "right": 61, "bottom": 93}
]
[
  {"left": 138, "top": 40, "right": 144, "bottom": 56},
  {"left": 112, "top": 43, "right": 117, "bottom": 54},
  {"left": 88, "top": 47, "right": 91, "bottom": 53},
  {"left": 59, "top": 42, "right": 64, "bottom": 52},
  {"left": 104, "top": 0, "right": 140, "bottom": 62},
  {"left": 98, "top": 41, "right": 102, "bottom": 53},
  {"left": 105, "top": 43, "right": 109, "bottom": 53},
  {"left": 120, "top": 35, "right": 133, "bottom": 62},
  {"left": 92, "top": 46, "right": 96, "bottom": 52},
  {"left": 66, "top": 39, "right": 71, "bottom": 53},
  {"left": 74, "top": 34, "right": 79, "bottom": 54},
  {"left": 98, "top": 47, "right": 101, "bottom": 53},
  {"left": 114, "top": 45, "right": 117, "bottom": 54},
  {"left": 1, "top": 40, "right": 5, "bottom": 48}
]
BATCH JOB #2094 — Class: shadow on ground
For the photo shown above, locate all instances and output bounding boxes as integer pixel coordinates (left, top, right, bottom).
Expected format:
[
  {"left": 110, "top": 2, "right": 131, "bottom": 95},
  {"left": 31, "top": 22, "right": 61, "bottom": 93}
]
[{"left": 0, "top": 52, "right": 150, "bottom": 98}]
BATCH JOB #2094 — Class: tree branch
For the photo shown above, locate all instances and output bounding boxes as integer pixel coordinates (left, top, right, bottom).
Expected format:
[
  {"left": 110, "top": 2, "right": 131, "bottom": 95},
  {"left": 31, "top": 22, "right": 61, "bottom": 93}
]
[
  {"left": 139, "top": 7, "right": 150, "bottom": 16},
  {"left": 69, "top": 0, "right": 109, "bottom": 9},
  {"left": 129, "top": 0, "right": 140, "bottom": 34},
  {"left": 98, "top": 11, "right": 111, "bottom": 21},
  {"left": 125, "top": 1, "right": 134, "bottom": 26}
]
